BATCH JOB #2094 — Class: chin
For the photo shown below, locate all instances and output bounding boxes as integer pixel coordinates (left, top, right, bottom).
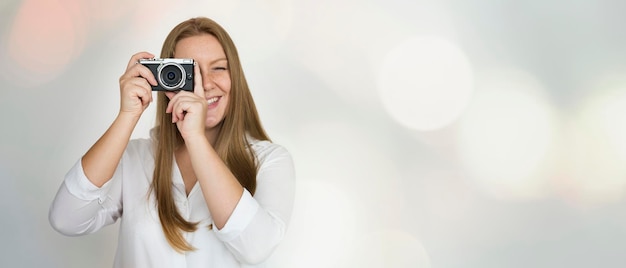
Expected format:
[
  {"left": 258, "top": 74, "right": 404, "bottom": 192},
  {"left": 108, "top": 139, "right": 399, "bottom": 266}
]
[{"left": 204, "top": 118, "right": 224, "bottom": 129}]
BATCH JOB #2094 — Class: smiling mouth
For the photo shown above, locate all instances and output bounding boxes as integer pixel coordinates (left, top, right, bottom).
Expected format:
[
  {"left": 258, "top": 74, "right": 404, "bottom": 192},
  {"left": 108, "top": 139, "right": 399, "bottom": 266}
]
[{"left": 207, "top": 96, "right": 220, "bottom": 105}]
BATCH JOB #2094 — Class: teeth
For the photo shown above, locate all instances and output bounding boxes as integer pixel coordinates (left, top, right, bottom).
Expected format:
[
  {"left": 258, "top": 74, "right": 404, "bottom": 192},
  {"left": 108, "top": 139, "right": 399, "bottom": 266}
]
[{"left": 207, "top": 97, "right": 219, "bottom": 105}]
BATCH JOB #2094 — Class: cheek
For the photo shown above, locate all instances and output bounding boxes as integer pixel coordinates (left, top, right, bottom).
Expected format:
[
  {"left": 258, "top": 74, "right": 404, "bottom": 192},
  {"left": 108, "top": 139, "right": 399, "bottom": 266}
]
[{"left": 219, "top": 77, "right": 232, "bottom": 94}]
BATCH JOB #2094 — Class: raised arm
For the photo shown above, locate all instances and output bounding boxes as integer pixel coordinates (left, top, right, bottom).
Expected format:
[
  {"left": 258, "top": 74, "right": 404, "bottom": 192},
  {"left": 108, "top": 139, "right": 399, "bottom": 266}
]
[
  {"left": 49, "top": 52, "right": 157, "bottom": 235},
  {"left": 82, "top": 52, "right": 157, "bottom": 186}
]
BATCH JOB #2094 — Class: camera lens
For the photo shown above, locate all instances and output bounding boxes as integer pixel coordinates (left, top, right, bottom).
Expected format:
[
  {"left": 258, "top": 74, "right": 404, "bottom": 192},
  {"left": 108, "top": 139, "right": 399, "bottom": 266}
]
[
  {"left": 161, "top": 66, "right": 181, "bottom": 86},
  {"left": 167, "top": 72, "right": 176, "bottom": 80},
  {"left": 158, "top": 63, "right": 186, "bottom": 90}
]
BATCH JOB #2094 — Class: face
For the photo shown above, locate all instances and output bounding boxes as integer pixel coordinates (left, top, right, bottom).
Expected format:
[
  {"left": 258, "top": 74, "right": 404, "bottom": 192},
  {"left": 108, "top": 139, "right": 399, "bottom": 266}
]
[{"left": 173, "top": 34, "right": 231, "bottom": 129}]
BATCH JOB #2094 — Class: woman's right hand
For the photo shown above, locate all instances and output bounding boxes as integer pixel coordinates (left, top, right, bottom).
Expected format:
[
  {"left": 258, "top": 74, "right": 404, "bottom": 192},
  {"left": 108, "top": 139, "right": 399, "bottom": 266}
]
[{"left": 118, "top": 52, "right": 158, "bottom": 117}]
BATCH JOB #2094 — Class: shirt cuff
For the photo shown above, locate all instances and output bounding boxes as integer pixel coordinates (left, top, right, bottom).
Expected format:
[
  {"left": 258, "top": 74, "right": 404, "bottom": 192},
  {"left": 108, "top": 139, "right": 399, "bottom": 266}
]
[
  {"left": 213, "top": 188, "right": 260, "bottom": 242},
  {"left": 63, "top": 159, "right": 111, "bottom": 202}
]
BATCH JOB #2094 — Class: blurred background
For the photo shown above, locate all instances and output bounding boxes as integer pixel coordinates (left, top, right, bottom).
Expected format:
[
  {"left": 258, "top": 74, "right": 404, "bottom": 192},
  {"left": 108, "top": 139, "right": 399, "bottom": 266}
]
[{"left": 1, "top": 0, "right": 626, "bottom": 267}]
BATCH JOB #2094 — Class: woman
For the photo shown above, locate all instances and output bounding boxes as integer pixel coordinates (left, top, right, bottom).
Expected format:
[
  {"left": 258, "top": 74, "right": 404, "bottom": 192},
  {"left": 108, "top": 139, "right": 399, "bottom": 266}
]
[{"left": 49, "top": 17, "right": 295, "bottom": 267}]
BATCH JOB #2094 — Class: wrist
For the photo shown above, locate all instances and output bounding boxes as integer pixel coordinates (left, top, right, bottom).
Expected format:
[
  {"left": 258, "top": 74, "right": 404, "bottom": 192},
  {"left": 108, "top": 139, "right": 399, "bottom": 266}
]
[
  {"left": 116, "top": 111, "right": 142, "bottom": 125},
  {"left": 183, "top": 133, "right": 211, "bottom": 147}
]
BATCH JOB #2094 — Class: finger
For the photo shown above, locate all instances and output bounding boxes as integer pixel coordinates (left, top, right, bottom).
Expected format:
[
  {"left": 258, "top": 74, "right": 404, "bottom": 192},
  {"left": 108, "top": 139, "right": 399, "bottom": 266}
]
[
  {"left": 168, "top": 99, "right": 178, "bottom": 122},
  {"left": 174, "top": 104, "right": 185, "bottom": 123},
  {"left": 120, "top": 64, "right": 158, "bottom": 87},
  {"left": 193, "top": 62, "right": 205, "bottom": 98},
  {"left": 130, "top": 80, "right": 152, "bottom": 101},
  {"left": 166, "top": 93, "right": 176, "bottom": 114},
  {"left": 127, "top": 76, "right": 153, "bottom": 91},
  {"left": 120, "top": 77, "right": 155, "bottom": 105},
  {"left": 171, "top": 100, "right": 189, "bottom": 123},
  {"left": 127, "top": 52, "right": 155, "bottom": 70},
  {"left": 165, "top": 91, "right": 189, "bottom": 115},
  {"left": 166, "top": 93, "right": 186, "bottom": 121},
  {"left": 135, "top": 87, "right": 152, "bottom": 107},
  {"left": 135, "top": 80, "right": 154, "bottom": 105},
  {"left": 130, "top": 64, "right": 158, "bottom": 86}
]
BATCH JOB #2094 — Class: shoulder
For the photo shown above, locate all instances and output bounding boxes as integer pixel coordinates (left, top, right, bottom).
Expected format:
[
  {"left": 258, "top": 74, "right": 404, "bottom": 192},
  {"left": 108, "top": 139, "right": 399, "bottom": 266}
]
[
  {"left": 248, "top": 138, "right": 292, "bottom": 164},
  {"left": 248, "top": 138, "right": 296, "bottom": 187}
]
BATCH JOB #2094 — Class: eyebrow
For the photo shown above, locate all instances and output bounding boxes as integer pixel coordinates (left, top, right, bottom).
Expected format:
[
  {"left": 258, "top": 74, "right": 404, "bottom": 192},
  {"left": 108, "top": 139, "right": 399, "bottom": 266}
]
[{"left": 211, "top": 58, "right": 228, "bottom": 64}]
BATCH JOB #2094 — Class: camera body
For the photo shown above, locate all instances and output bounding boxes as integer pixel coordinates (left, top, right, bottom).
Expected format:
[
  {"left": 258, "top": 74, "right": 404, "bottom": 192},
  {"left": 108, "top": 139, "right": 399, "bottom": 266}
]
[{"left": 139, "top": 58, "right": 194, "bottom": 91}]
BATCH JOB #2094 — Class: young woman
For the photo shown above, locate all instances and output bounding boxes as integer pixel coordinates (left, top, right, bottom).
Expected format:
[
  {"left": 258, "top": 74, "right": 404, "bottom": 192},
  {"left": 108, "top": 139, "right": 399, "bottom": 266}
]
[{"left": 49, "top": 17, "right": 295, "bottom": 267}]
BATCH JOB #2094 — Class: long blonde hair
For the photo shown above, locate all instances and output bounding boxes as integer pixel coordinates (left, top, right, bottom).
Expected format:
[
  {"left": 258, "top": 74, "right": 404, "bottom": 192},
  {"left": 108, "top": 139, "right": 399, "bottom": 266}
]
[{"left": 151, "top": 17, "right": 270, "bottom": 252}]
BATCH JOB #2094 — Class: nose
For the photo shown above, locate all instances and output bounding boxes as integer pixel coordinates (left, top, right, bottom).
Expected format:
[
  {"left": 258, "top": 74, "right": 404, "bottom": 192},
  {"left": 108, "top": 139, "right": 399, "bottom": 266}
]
[{"left": 202, "top": 72, "right": 215, "bottom": 92}]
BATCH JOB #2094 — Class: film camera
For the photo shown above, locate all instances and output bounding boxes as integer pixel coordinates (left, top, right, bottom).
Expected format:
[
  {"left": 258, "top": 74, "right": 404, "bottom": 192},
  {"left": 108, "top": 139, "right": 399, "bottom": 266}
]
[{"left": 139, "top": 58, "right": 194, "bottom": 91}]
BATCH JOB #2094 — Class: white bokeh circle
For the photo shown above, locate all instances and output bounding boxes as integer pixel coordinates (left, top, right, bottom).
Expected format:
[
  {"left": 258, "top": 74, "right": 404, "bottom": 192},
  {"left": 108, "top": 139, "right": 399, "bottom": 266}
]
[
  {"left": 347, "top": 229, "right": 432, "bottom": 268},
  {"left": 457, "top": 69, "right": 556, "bottom": 200},
  {"left": 266, "top": 179, "right": 357, "bottom": 268},
  {"left": 556, "top": 76, "right": 626, "bottom": 207},
  {"left": 378, "top": 36, "right": 474, "bottom": 131}
]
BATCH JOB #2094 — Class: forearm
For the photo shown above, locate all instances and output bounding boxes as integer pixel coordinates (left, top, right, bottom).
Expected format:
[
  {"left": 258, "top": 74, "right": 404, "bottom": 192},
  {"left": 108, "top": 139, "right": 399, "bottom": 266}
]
[
  {"left": 185, "top": 135, "right": 243, "bottom": 229},
  {"left": 82, "top": 112, "right": 139, "bottom": 187}
]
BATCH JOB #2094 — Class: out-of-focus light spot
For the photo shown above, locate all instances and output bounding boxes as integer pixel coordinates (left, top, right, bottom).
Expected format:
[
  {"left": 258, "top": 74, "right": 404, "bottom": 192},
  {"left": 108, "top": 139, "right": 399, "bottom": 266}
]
[
  {"left": 421, "top": 170, "right": 477, "bottom": 222},
  {"left": 126, "top": 0, "right": 292, "bottom": 64},
  {"left": 457, "top": 69, "right": 555, "bottom": 200},
  {"left": 588, "top": 89, "right": 626, "bottom": 161},
  {"left": 224, "top": 0, "right": 293, "bottom": 63},
  {"left": 5, "top": 0, "right": 87, "bottom": 87},
  {"left": 378, "top": 36, "right": 474, "bottom": 131},
  {"left": 346, "top": 229, "right": 432, "bottom": 268},
  {"left": 85, "top": 0, "right": 131, "bottom": 26},
  {"left": 267, "top": 120, "right": 410, "bottom": 266},
  {"left": 268, "top": 179, "right": 357, "bottom": 268},
  {"left": 124, "top": 0, "right": 189, "bottom": 44},
  {"left": 555, "top": 79, "right": 626, "bottom": 207},
  {"left": 288, "top": 1, "right": 458, "bottom": 109},
  {"left": 292, "top": 120, "right": 406, "bottom": 226}
]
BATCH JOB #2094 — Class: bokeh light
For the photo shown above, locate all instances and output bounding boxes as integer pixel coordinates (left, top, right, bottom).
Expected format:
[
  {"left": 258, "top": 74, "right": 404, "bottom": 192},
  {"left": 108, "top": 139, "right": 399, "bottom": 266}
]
[
  {"left": 347, "top": 229, "right": 432, "bottom": 268},
  {"left": 586, "top": 82, "right": 626, "bottom": 162},
  {"left": 457, "top": 69, "right": 556, "bottom": 200},
  {"left": 420, "top": 170, "right": 477, "bottom": 222},
  {"left": 555, "top": 77, "right": 626, "bottom": 207},
  {"left": 265, "top": 119, "right": 413, "bottom": 266},
  {"left": 222, "top": 0, "right": 294, "bottom": 64},
  {"left": 286, "top": 1, "right": 459, "bottom": 110},
  {"left": 291, "top": 120, "right": 406, "bottom": 227},
  {"left": 268, "top": 179, "right": 357, "bottom": 268},
  {"left": 378, "top": 36, "right": 474, "bottom": 131},
  {"left": 85, "top": 0, "right": 132, "bottom": 26},
  {"left": 4, "top": 1, "right": 626, "bottom": 267},
  {"left": 5, "top": 0, "right": 87, "bottom": 86}
]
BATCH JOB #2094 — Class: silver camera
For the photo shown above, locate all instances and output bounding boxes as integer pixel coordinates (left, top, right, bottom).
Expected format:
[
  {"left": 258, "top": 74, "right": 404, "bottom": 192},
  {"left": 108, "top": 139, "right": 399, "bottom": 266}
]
[{"left": 139, "top": 58, "right": 194, "bottom": 91}]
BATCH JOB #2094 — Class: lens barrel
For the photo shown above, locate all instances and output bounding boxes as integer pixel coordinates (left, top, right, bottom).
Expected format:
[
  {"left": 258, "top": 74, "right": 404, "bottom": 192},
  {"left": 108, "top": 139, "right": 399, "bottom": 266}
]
[{"left": 158, "top": 63, "right": 186, "bottom": 90}]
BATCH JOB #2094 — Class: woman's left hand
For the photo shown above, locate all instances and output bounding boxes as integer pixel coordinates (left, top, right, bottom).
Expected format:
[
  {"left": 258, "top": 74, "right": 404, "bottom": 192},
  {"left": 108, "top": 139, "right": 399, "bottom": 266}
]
[{"left": 165, "top": 63, "right": 207, "bottom": 140}]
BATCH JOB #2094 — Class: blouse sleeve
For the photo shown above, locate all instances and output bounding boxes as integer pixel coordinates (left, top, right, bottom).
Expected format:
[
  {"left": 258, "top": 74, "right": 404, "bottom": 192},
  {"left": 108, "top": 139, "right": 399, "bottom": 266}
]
[
  {"left": 49, "top": 158, "right": 123, "bottom": 236},
  {"left": 213, "top": 143, "right": 296, "bottom": 264}
]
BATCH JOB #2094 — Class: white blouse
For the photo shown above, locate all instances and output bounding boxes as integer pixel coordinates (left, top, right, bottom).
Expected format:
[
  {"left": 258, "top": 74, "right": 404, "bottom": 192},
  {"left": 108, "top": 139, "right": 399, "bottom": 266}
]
[{"left": 49, "top": 137, "right": 295, "bottom": 267}]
